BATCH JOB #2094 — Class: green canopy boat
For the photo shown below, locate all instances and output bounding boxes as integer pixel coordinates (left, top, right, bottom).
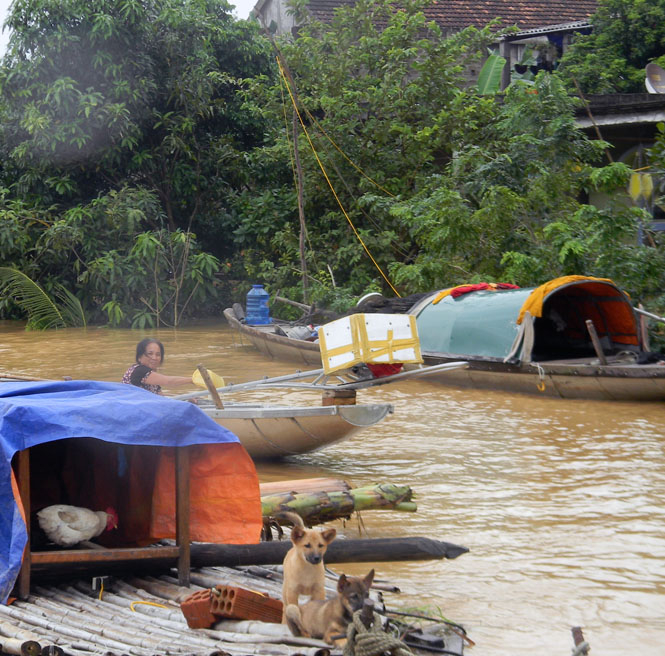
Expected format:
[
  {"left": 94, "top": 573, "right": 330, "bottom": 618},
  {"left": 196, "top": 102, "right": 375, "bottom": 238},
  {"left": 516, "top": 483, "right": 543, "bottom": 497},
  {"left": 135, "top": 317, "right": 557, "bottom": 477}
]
[{"left": 408, "top": 275, "right": 665, "bottom": 401}]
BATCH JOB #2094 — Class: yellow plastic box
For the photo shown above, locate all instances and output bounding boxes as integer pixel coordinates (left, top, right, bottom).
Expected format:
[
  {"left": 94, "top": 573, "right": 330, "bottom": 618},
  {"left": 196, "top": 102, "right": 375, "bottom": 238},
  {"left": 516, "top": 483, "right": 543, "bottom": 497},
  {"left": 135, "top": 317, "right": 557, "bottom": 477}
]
[{"left": 318, "top": 313, "right": 423, "bottom": 374}]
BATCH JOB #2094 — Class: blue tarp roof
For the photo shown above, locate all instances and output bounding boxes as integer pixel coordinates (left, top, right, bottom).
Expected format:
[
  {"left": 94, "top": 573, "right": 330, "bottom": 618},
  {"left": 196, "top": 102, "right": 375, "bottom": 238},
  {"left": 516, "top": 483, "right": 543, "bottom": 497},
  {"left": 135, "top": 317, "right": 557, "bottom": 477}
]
[{"left": 0, "top": 380, "right": 240, "bottom": 604}]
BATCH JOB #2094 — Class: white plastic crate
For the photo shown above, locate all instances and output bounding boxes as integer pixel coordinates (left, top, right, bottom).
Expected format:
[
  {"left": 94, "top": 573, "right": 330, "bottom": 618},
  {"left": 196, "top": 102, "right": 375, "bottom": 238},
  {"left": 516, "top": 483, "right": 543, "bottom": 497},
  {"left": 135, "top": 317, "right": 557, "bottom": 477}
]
[{"left": 318, "top": 313, "right": 423, "bottom": 374}]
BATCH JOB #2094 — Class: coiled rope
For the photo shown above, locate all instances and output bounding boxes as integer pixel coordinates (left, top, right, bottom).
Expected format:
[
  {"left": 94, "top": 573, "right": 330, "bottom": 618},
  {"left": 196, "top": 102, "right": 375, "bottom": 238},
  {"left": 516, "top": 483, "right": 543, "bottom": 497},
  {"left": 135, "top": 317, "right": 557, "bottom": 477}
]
[{"left": 343, "top": 609, "right": 414, "bottom": 656}]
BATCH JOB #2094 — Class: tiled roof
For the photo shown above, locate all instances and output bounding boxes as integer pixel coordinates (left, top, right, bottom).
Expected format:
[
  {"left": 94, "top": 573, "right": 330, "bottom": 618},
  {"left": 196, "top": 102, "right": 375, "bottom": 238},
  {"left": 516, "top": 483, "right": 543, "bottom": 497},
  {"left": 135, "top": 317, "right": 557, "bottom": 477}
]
[{"left": 306, "top": 0, "right": 599, "bottom": 31}]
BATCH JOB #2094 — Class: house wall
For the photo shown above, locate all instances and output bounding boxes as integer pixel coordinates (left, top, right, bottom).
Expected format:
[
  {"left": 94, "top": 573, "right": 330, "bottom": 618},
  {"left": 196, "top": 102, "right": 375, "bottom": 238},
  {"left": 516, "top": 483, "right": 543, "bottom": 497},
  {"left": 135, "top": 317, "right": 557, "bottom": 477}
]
[{"left": 253, "top": 0, "right": 298, "bottom": 35}]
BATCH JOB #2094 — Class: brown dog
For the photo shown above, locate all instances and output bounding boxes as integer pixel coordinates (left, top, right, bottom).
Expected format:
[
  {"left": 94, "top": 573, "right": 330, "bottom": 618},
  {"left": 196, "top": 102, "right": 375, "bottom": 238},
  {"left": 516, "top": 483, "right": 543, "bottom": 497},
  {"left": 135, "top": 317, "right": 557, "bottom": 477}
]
[
  {"left": 285, "top": 569, "right": 375, "bottom": 645},
  {"left": 280, "top": 512, "right": 337, "bottom": 619}
]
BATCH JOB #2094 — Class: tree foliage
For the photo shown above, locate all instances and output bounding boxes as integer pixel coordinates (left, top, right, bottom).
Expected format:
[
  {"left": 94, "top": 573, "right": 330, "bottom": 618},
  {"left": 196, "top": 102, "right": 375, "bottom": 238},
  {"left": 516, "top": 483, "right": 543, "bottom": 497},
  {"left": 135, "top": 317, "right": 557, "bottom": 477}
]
[
  {"left": 386, "top": 73, "right": 665, "bottom": 298},
  {"left": 0, "top": 0, "right": 273, "bottom": 326},
  {"left": 557, "top": 0, "right": 665, "bottom": 93},
  {"left": 237, "top": 0, "right": 664, "bottom": 313},
  {"left": 237, "top": 0, "right": 501, "bottom": 307},
  {"left": 2, "top": 0, "right": 665, "bottom": 331}
]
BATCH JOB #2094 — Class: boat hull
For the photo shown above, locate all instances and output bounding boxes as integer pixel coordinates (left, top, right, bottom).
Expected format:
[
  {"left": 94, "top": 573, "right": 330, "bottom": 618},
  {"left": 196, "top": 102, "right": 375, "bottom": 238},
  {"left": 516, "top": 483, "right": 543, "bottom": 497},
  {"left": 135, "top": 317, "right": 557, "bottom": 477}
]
[
  {"left": 224, "top": 308, "right": 321, "bottom": 366},
  {"left": 201, "top": 402, "right": 393, "bottom": 459},
  {"left": 417, "top": 353, "right": 665, "bottom": 401}
]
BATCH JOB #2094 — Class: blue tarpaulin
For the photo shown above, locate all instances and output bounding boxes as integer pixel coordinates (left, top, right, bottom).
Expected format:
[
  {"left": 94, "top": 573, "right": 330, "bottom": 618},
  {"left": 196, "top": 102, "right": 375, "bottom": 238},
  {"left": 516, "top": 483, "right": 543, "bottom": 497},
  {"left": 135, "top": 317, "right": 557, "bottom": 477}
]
[{"left": 0, "top": 380, "right": 240, "bottom": 604}]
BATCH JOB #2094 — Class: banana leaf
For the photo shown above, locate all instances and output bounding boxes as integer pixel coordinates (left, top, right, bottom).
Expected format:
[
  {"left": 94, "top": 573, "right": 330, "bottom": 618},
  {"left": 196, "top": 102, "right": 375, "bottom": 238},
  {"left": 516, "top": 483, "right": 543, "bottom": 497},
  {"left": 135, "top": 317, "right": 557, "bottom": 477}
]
[{"left": 478, "top": 53, "right": 506, "bottom": 95}]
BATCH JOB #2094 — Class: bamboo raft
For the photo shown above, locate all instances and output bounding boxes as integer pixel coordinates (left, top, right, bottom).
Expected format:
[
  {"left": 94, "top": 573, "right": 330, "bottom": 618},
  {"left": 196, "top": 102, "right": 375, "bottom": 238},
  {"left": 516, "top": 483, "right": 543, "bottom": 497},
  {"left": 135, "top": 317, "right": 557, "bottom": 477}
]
[{"left": 1, "top": 563, "right": 467, "bottom": 656}]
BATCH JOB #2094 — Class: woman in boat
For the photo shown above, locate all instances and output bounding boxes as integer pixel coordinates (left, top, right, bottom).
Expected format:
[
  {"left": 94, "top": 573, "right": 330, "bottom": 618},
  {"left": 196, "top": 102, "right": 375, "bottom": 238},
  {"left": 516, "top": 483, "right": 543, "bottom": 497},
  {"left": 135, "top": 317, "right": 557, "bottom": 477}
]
[{"left": 122, "top": 338, "right": 193, "bottom": 395}]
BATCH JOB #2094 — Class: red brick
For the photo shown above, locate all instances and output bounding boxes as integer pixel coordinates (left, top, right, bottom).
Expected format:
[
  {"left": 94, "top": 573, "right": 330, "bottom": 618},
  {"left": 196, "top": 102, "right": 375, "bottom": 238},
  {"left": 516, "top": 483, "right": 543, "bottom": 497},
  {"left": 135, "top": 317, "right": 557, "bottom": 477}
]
[
  {"left": 210, "top": 585, "right": 283, "bottom": 623},
  {"left": 180, "top": 589, "right": 217, "bottom": 629}
]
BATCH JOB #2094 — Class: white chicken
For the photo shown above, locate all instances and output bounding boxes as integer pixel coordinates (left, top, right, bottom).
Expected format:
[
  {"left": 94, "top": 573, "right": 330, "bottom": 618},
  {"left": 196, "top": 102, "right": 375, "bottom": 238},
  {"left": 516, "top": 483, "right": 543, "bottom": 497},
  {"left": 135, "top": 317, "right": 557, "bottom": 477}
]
[{"left": 36, "top": 505, "right": 118, "bottom": 547}]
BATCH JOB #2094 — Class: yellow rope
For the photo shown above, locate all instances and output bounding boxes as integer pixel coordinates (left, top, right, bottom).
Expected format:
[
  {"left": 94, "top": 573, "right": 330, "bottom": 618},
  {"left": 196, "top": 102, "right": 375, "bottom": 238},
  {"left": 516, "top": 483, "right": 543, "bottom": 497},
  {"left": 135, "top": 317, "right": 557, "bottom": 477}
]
[
  {"left": 276, "top": 56, "right": 401, "bottom": 297},
  {"left": 303, "top": 106, "right": 395, "bottom": 198},
  {"left": 130, "top": 600, "right": 169, "bottom": 612}
]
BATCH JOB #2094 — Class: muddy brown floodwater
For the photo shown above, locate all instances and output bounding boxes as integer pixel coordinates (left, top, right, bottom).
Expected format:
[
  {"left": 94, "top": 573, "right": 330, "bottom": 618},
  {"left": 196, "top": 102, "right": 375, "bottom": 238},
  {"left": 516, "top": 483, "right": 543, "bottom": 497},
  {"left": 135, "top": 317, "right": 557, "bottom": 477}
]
[{"left": 2, "top": 319, "right": 665, "bottom": 655}]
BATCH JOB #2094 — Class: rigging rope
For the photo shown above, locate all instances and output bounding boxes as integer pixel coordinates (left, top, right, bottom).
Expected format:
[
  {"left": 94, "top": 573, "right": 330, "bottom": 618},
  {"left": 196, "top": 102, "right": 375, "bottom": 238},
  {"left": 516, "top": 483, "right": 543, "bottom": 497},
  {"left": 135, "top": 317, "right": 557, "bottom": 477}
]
[
  {"left": 276, "top": 56, "right": 401, "bottom": 297},
  {"left": 302, "top": 105, "right": 395, "bottom": 198},
  {"left": 343, "top": 609, "right": 414, "bottom": 656}
]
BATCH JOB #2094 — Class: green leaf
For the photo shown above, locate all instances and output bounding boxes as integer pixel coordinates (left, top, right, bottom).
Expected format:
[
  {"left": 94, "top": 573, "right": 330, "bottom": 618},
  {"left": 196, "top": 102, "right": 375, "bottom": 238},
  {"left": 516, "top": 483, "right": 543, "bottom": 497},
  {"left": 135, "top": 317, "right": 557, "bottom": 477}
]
[
  {"left": 478, "top": 54, "right": 506, "bottom": 95},
  {"left": 0, "top": 267, "right": 65, "bottom": 330}
]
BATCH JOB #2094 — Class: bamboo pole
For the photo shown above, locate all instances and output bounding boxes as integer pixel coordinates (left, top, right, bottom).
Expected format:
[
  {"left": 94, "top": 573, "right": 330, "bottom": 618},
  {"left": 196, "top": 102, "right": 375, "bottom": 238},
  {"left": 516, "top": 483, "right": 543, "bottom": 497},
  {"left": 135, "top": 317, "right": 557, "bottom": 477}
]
[
  {"left": 293, "top": 109, "right": 309, "bottom": 304},
  {"left": 635, "top": 305, "right": 665, "bottom": 324}
]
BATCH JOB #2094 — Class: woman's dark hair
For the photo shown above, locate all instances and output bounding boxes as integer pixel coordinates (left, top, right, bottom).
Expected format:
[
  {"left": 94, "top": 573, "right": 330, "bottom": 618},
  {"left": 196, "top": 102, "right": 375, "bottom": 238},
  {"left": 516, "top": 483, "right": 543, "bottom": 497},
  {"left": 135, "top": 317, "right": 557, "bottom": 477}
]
[{"left": 136, "top": 338, "right": 164, "bottom": 364}]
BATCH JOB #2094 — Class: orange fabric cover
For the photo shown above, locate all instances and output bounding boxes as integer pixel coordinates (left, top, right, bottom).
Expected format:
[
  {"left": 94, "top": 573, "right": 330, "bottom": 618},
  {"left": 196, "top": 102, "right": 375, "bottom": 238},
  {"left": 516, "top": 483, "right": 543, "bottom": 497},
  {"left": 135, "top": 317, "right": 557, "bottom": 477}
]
[
  {"left": 517, "top": 275, "right": 616, "bottom": 324},
  {"left": 150, "top": 443, "right": 262, "bottom": 544},
  {"left": 52, "top": 439, "right": 261, "bottom": 547},
  {"left": 517, "top": 275, "right": 639, "bottom": 346}
]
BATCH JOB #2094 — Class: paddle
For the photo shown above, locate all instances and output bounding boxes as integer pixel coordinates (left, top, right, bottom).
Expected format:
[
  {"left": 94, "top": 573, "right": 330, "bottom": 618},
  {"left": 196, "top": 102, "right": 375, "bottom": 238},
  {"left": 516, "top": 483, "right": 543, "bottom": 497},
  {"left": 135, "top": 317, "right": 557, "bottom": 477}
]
[
  {"left": 173, "top": 361, "right": 468, "bottom": 401},
  {"left": 192, "top": 367, "right": 225, "bottom": 390},
  {"left": 193, "top": 365, "right": 224, "bottom": 408},
  {"left": 174, "top": 367, "right": 327, "bottom": 401}
]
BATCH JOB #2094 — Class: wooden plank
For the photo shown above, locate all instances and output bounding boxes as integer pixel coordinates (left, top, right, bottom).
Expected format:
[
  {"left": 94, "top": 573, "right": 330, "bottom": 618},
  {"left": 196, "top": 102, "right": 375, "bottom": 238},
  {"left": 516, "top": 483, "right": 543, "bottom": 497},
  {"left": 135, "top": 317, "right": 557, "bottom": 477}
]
[
  {"left": 638, "top": 303, "right": 651, "bottom": 351},
  {"left": 176, "top": 446, "right": 190, "bottom": 586},
  {"left": 27, "top": 537, "right": 468, "bottom": 580},
  {"left": 31, "top": 546, "right": 180, "bottom": 564},
  {"left": 15, "top": 449, "right": 31, "bottom": 600},
  {"left": 259, "top": 478, "right": 352, "bottom": 496}
]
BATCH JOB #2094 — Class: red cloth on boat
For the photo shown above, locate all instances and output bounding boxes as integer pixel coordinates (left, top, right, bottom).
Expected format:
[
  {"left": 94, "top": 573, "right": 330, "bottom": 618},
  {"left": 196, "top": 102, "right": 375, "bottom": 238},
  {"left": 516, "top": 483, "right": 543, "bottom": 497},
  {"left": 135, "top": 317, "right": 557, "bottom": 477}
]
[
  {"left": 367, "top": 363, "right": 403, "bottom": 378},
  {"left": 432, "top": 282, "right": 520, "bottom": 304},
  {"left": 449, "top": 282, "right": 521, "bottom": 298}
]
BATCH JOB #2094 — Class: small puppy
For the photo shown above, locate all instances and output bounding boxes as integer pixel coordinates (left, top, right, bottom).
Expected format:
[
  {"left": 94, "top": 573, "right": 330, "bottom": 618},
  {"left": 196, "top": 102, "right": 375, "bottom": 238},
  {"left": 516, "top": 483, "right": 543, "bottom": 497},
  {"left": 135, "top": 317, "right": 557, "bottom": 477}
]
[
  {"left": 280, "top": 512, "right": 337, "bottom": 619},
  {"left": 285, "top": 569, "right": 375, "bottom": 645}
]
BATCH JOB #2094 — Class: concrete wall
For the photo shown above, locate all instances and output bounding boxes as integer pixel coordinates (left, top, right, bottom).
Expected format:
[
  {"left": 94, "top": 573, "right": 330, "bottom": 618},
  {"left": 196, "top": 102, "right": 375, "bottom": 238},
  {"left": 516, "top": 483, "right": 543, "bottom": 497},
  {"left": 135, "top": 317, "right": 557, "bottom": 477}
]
[{"left": 253, "top": 0, "right": 298, "bottom": 35}]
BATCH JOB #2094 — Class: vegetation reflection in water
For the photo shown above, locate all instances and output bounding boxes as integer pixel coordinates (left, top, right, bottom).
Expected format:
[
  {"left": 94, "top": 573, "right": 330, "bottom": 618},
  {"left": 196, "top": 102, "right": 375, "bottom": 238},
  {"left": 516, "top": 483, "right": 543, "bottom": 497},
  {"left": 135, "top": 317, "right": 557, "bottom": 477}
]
[{"left": 1, "top": 321, "right": 665, "bottom": 656}]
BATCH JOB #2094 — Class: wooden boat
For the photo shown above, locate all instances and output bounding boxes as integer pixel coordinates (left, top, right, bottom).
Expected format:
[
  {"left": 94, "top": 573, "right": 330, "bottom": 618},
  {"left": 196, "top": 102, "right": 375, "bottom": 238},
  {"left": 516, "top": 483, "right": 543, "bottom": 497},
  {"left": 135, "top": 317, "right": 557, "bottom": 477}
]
[
  {"left": 224, "top": 306, "right": 322, "bottom": 366},
  {"left": 198, "top": 399, "right": 393, "bottom": 459},
  {"left": 225, "top": 276, "right": 665, "bottom": 401},
  {"left": 0, "top": 373, "right": 394, "bottom": 461},
  {"left": 409, "top": 275, "right": 665, "bottom": 401},
  {"left": 182, "top": 362, "right": 469, "bottom": 458}
]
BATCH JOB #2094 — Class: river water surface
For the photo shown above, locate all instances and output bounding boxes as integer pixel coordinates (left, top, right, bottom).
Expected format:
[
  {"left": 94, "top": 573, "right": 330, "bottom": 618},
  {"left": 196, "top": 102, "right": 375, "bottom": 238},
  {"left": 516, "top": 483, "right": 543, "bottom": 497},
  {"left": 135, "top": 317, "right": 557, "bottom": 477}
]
[{"left": 1, "top": 320, "right": 664, "bottom": 655}]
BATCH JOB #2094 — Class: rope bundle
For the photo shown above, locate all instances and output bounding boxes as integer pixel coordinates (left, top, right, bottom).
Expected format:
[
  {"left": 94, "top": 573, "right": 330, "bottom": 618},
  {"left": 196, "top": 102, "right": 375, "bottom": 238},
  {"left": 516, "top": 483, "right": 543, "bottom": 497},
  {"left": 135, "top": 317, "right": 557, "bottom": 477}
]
[{"left": 343, "top": 609, "right": 413, "bottom": 656}]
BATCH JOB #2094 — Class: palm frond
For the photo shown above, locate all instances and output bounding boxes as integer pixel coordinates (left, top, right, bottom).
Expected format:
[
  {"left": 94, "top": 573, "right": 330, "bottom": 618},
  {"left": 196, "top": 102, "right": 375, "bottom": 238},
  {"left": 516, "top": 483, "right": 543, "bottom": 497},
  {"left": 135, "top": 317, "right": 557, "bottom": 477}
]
[
  {"left": 0, "top": 267, "right": 66, "bottom": 329},
  {"left": 52, "top": 284, "right": 87, "bottom": 328}
]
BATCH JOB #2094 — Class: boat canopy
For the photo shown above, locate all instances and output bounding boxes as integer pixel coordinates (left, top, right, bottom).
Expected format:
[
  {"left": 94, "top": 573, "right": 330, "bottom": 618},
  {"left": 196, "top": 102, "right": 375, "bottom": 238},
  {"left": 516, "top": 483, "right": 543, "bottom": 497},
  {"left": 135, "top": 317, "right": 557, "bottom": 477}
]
[
  {"left": 413, "top": 276, "right": 641, "bottom": 361},
  {"left": 0, "top": 380, "right": 262, "bottom": 605}
]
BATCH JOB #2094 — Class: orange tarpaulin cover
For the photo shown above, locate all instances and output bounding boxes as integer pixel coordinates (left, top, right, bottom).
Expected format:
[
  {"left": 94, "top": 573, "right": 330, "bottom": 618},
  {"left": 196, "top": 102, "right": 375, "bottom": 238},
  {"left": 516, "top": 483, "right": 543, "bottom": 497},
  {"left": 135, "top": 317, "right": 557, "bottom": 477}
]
[
  {"left": 516, "top": 275, "right": 639, "bottom": 346},
  {"left": 27, "top": 439, "right": 262, "bottom": 547},
  {"left": 517, "top": 275, "right": 619, "bottom": 324},
  {"left": 151, "top": 443, "right": 262, "bottom": 543}
]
